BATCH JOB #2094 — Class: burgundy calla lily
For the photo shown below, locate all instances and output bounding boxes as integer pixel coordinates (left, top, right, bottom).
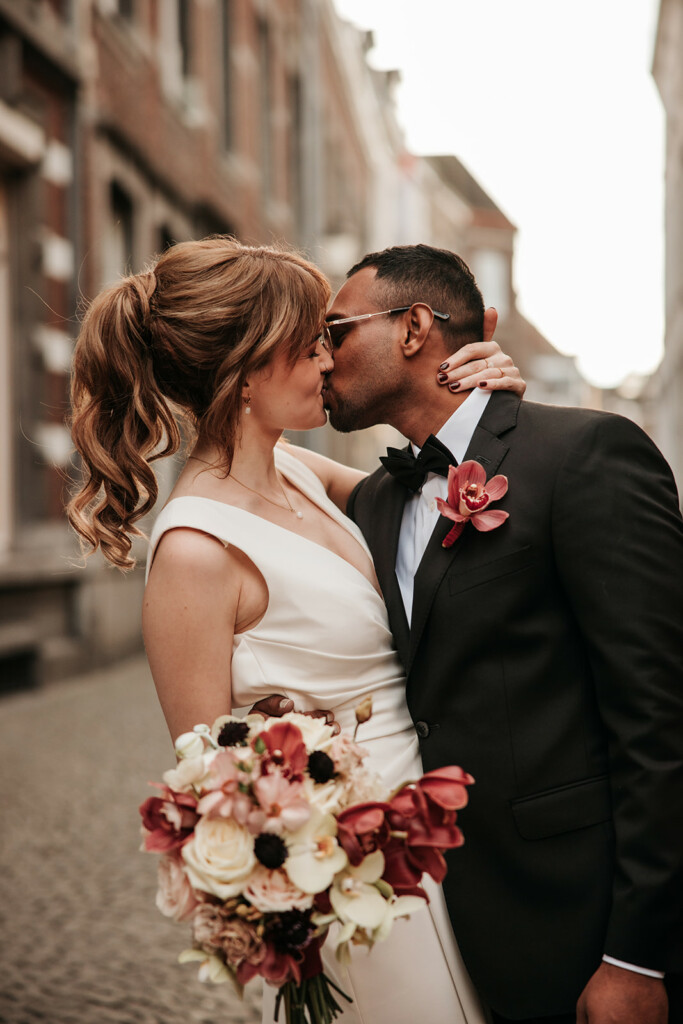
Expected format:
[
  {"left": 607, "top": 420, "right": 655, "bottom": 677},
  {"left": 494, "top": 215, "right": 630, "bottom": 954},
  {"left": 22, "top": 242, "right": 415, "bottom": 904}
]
[{"left": 435, "top": 460, "right": 509, "bottom": 548}]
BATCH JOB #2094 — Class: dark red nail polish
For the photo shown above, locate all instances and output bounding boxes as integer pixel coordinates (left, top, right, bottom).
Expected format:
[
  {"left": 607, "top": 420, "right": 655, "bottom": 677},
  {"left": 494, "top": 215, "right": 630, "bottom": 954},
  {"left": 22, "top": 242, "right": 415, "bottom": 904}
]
[
  {"left": 439, "top": 362, "right": 449, "bottom": 371},
  {"left": 478, "top": 381, "right": 488, "bottom": 388},
  {"left": 449, "top": 382, "right": 461, "bottom": 392},
  {"left": 437, "top": 372, "right": 448, "bottom": 383}
]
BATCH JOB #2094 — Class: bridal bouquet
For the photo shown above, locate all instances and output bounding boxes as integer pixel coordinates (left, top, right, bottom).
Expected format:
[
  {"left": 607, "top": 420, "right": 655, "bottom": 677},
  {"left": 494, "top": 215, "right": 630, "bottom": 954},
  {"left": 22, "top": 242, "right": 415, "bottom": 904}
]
[{"left": 140, "top": 703, "right": 472, "bottom": 1024}]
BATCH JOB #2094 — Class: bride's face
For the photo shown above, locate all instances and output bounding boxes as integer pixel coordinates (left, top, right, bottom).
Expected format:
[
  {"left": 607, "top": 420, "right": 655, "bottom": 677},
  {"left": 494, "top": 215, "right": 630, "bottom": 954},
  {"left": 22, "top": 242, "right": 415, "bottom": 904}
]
[{"left": 248, "top": 335, "right": 333, "bottom": 432}]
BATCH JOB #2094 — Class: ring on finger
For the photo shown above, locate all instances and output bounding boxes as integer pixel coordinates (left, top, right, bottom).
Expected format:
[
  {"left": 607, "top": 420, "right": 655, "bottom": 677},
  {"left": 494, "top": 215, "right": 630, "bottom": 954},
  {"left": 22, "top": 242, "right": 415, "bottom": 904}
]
[{"left": 498, "top": 367, "right": 504, "bottom": 378}]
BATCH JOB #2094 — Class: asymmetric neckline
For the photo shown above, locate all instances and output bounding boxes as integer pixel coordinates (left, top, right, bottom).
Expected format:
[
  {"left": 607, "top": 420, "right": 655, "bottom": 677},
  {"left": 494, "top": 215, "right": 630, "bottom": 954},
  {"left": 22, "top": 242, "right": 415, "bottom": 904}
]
[{"left": 150, "top": 446, "right": 379, "bottom": 595}]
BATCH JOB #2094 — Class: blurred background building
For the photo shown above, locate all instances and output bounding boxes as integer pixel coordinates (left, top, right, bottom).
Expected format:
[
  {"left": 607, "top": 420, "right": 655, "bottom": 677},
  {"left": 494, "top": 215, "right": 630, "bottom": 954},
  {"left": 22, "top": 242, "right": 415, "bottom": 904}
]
[
  {"left": 0, "top": 0, "right": 672, "bottom": 689},
  {"left": 652, "top": 0, "right": 683, "bottom": 499}
]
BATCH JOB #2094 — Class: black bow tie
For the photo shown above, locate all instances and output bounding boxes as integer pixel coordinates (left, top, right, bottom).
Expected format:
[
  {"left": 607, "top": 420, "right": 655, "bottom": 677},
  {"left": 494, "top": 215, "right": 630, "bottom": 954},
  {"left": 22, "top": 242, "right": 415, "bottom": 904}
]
[{"left": 380, "top": 434, "right": 457, "bottom": 493}]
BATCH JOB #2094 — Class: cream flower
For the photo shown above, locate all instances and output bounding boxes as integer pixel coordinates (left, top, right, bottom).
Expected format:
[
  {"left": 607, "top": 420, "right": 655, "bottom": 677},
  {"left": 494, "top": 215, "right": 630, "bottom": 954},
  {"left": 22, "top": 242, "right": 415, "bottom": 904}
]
[
  {"left": 210, "top": 713, "right": 266, "bottom": 745},
  {"left": 279, "top": 712, "right": 335, "bottom": 752},
  {"left": 181, "top": 816, "right": 256, "bottom": 899},
  {"left": 372, "top": 893, "right": 427, "bottom": 943},
  {"left": 331, "top": 851, "right": 427, "bottom": 962},
  {"left": 303, "top": 775, "right": 347, "bottom": 817},
  {"left": 163, "top": 753, "right": 215, "bottom": 794},
  {"left": 329, "top": 851, "right": 388, "bottom": 930},
  {"left": 174, "top": 731, "right": 206, "bottom": 760},
  {"left": 244, "top": 866, "right": 313, "bottom": 913},
  {"left": 178, "top": 948, "right": 232, "bottom": 985},
  {"left": 284, "top": 808, "right": 348, "bottom": 894}
]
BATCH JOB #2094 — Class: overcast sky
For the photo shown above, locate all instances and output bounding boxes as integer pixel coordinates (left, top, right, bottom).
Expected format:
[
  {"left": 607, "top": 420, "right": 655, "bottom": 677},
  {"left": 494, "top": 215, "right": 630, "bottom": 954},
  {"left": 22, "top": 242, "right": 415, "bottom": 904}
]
[{"left": 334, "top": 0, "right": 665, "bottom": 388}]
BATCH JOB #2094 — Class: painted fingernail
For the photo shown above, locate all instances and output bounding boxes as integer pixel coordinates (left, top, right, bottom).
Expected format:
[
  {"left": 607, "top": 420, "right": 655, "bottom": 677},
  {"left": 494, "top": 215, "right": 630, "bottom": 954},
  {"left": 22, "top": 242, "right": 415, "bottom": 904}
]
[
  {"left": 439, "top": 362, "right": 449, "bottom": 371},
  {"left": 279, "top": 698, "right": 293, "bottom": 709},
  {"left": 478, "top": 381, "right": 488, "bottom": 388},
  {"left": 437, "top": 372, "right": 448, "bottom": 383},
  {"left": 449, "top": 382, "right": 461, "bottom": 391}
]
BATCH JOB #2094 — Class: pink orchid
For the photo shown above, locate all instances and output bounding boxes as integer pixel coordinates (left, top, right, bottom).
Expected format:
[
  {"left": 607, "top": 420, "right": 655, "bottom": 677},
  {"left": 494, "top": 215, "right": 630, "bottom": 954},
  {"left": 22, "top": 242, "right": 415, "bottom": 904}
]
[
  {"left": 435, "top": 460, "right": 509, "bottom": 548},
  {"left": 258, "top": 721, "right": 308, "bottom": 778},
  {"left": 253, "top": 771, "right": 311, "bottom": 834}
]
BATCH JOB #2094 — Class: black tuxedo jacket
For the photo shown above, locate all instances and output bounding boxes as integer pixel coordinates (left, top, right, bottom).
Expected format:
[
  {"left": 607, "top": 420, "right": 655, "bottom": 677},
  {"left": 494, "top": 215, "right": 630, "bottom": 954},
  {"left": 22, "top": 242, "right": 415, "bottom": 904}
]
[{"left": 347, "top": 393, "right": 683, "bottom": 1019}]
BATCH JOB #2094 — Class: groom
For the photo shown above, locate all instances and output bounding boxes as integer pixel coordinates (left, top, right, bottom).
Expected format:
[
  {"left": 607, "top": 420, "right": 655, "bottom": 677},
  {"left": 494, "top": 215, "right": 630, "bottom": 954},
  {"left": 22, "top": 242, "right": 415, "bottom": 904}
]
[{"left": 321, "top": 245, "right": 683, "bottom": 1024}]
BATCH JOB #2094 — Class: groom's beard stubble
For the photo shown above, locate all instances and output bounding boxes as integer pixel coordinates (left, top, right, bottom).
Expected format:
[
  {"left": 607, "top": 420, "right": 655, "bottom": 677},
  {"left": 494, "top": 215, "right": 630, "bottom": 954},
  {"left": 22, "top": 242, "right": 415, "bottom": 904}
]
[{"left": 325, "top": 391, "right": 379, "bottom": 433}]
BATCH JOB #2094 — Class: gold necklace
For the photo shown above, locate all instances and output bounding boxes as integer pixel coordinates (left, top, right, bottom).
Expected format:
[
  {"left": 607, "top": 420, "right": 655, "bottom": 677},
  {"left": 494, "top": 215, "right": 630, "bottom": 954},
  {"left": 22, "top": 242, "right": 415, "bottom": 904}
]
[
  {"left": 186, "top": 455, "right": 304, "bottom": 519},
  {"left": 229, "top": 472, "right": 304, "bottom": 520}
]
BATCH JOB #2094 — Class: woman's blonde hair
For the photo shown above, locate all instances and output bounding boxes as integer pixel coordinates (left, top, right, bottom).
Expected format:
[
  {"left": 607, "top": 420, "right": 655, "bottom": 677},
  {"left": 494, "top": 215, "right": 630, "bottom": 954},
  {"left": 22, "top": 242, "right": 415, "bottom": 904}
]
[{"left": 68, "top": 237, "right": 331, "bottom": 570}]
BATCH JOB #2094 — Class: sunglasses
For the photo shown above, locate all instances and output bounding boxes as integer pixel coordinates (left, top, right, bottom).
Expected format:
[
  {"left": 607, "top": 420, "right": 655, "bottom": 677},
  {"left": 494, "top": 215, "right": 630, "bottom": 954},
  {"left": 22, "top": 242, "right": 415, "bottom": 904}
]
[{"left": 320, "top": 306, "right": 450, "bottom": 353}]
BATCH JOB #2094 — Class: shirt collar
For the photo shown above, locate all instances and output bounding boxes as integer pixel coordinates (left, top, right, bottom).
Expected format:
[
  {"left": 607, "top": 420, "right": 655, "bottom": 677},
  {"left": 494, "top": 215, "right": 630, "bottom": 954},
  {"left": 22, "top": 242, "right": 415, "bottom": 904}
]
[{"left": 411, "top": 388, "right": 492, "bottom": 465}]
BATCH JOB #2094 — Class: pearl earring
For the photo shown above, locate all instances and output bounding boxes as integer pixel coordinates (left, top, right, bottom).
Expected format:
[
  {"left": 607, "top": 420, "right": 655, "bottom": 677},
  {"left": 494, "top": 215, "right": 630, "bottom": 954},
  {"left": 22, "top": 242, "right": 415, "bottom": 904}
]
[{"left": 244, "top": 395, "right": 251, "bottom": 415}]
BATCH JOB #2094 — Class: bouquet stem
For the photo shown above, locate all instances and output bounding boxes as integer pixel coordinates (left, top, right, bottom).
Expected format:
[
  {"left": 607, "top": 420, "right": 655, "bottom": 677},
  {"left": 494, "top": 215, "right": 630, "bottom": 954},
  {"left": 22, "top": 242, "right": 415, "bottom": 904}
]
[{"left": 274, "top": 974, "right": 352, "bottom": 1024}]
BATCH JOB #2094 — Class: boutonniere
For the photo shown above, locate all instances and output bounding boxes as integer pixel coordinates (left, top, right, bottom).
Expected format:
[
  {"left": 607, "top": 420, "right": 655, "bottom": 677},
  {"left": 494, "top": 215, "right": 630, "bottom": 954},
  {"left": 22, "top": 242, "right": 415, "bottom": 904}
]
[{"left": 435, "top": 461, "right": 509, "bottom": 549}]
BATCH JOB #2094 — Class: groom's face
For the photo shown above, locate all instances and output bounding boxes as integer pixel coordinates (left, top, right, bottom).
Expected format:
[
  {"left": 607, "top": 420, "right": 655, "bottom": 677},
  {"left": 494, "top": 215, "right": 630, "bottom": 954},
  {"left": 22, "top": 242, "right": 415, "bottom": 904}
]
[{"left": 323, "top": 267, "right": 404, "bottom": 433}]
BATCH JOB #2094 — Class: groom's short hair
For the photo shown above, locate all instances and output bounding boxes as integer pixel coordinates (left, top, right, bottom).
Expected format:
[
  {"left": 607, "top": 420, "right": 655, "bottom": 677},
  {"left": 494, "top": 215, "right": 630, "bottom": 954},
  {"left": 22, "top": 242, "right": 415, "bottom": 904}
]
[{"left": 347, "top": 244, "right": 484, "bottom": 350}]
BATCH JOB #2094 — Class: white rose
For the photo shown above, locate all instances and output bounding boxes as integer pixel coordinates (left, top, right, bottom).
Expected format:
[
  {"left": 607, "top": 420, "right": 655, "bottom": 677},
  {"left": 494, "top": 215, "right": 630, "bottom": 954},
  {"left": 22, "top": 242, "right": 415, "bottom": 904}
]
[
  {"left": 280, "top": 712, "right": 335, "bottom": 752},
  {"left": 181, "top": 816, "right": 257, "bottom": 899},
  {"left": 303, "top": 775, "right": 347, "bottom": 816},
  {"left": 174, "top": 731, "right": 206, "bottom": 760}
]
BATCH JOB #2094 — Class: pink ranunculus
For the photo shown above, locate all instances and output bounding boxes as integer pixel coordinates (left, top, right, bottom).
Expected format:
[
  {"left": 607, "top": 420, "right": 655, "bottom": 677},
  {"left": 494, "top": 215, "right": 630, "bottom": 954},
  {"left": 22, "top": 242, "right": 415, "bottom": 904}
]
[
  {"left": 195, "top": 750, "right": 240, "bottom": 818},
  {"left": 191, "top": 902, "right": 226, "bottom": 952},
  {"left": 435, "top": 461, "right": 509, "bottom": 548},
  {"left": 253, "top": 771, "right": 311, "bottom": 834},
  {"left": 244, "top": 866, "right": 313, "bottom": 913},
  {"left": 156, "top": 852, "right": 199, "bottom": 921},
  {"left": 139, "top": 787, "right": 198, "bottom": 852}
]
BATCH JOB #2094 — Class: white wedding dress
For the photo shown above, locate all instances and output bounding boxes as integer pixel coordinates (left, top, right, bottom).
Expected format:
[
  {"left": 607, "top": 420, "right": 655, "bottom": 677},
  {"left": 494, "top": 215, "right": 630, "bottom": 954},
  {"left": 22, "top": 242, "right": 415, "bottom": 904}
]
[{"left": 148, "top": 446, "right": 486, "bottom": 1024}]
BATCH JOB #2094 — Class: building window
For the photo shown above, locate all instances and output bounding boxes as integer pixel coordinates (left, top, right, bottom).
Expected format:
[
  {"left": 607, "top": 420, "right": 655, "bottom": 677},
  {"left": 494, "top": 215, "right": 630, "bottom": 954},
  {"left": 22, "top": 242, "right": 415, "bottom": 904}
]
[
  {"left": 102, "top": 181, "right": 134, "bottom": 287},
  {"left": 221, "top": 0, "right": 233, "bottom": 150},
  {"left": 288, "top": 74, "right": 303, "bottom": 237},
  {"left": 158, "top": 0, "right": 192, "bottom": 103},
  {"left": 258, "top": 18, "right": 272, "bottom": 201},
  {"left": 158, "top": 224, "right": 175, "bottom": 252},
  {"left": 470, "top": 249, "right": 510, "bottom": 321}
]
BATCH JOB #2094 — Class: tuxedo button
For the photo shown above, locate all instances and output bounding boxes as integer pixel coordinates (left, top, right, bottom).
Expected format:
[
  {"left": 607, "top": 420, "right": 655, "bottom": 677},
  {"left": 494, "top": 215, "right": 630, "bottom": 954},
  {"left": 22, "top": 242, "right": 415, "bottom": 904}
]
[{"left": 415, "top": 720, "right": 430, "bottom": 738}]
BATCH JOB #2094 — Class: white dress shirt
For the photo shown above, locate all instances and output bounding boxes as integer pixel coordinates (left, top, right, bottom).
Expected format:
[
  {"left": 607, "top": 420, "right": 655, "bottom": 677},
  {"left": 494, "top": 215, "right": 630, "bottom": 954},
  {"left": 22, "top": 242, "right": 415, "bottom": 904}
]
[
  {"left": 396, "top": 388, "right": 491, "bottom": 622},
  {"left": 393, "top": 387, "right": 664, "bottom": 981}
]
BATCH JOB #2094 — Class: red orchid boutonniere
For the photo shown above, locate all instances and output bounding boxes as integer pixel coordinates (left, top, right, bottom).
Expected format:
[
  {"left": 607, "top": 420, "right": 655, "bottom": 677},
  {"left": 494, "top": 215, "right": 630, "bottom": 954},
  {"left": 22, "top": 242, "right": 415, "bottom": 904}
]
[{"left": 435, "top": 460, "right": 509, "bottom": 549}]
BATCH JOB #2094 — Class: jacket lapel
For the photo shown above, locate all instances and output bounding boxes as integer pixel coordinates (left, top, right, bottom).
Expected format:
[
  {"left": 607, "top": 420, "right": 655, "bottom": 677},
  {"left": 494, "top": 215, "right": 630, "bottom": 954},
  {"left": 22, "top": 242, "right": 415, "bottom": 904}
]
[
  {"left": 406, "top": 393, "right": 520, "bottom": 677},
  {"left": 370, "top": 469, "right": 411, "bottom": 667}
]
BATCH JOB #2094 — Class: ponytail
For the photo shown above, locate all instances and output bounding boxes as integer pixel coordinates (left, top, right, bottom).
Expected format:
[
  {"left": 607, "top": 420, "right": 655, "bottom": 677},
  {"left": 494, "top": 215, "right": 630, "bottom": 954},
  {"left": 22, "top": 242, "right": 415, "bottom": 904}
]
[
  {"left": 67, "top": 237, "right": 331, "bottom": 571},
  {"left": 68, "top": 270, "right": 180, "bottom": 570}
]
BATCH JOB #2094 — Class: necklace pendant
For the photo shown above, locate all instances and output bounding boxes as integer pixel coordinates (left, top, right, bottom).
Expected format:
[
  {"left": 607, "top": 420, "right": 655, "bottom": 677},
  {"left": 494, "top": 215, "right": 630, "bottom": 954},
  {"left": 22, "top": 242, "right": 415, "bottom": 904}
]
[{"left": 296, "top": 511, "right": 304, "bottom": 519}]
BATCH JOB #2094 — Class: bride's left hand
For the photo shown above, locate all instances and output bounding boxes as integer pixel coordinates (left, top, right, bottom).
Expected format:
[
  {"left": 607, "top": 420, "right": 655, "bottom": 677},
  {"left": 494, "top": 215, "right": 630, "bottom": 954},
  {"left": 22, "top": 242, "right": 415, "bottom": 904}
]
[{"left": 436, "top": 307, "right": 527, "bottom": 397}]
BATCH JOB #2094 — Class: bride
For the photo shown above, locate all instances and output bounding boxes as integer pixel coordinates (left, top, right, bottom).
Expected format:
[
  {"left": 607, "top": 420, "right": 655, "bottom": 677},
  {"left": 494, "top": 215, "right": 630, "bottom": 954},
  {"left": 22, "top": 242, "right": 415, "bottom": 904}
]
[{"left": 68, "top": 237, "right": 524, "bottom": 1023}]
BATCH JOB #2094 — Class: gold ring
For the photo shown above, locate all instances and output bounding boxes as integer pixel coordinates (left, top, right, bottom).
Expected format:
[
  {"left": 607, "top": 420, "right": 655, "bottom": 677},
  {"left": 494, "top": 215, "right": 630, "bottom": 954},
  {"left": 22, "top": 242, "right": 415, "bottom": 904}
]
[{"left": 498, "top": 367, "right": 504, "bottom": 379}]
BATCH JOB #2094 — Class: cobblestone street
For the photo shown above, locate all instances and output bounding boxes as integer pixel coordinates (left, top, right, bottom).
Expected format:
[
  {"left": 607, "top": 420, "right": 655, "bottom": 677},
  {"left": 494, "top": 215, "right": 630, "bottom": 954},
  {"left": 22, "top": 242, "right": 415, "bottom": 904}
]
[{"left": 0, "top": 657, "right": 263, "bottom": 1024}]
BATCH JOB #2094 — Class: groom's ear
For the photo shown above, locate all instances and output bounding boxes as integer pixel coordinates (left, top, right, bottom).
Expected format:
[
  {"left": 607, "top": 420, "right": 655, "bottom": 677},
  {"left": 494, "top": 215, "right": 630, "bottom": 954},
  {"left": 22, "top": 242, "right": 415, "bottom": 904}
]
[
  {"left": 400, "top": 303, "right": 438, "bottom": 359},
  {"left": 483, "top": 307, "right": 498, "bottom": 343}
]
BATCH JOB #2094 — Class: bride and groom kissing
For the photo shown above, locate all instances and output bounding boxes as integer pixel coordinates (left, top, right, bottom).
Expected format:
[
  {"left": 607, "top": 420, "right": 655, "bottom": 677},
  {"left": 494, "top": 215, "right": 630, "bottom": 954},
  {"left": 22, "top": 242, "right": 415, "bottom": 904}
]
[
  {"left": 68, "top": 238, "right": 682, "bottom": 1024},
  {"left": 257, "top": 245, "right": 683, "bottom": 1024}
]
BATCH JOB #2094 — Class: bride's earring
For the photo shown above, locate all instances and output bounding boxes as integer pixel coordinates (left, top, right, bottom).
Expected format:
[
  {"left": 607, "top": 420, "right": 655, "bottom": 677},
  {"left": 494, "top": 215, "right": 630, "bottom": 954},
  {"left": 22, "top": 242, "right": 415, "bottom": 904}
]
[{"left": 243, "top": 394, "right": 252, "bottom": 415}]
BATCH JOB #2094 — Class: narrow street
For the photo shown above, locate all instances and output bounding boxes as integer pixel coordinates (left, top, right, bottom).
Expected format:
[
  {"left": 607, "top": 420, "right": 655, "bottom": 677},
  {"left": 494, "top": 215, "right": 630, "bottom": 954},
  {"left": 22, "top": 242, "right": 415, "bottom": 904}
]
[{"left": 0, "top": 656, "right": 262, "bottom": 1024}]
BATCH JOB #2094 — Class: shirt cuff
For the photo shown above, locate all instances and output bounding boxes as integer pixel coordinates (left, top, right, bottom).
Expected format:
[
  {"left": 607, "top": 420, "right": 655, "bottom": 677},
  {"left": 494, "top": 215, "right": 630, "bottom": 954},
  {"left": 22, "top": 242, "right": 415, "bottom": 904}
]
[{"left": 602, "top": 955, "right": 665, "bottom": 979}]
